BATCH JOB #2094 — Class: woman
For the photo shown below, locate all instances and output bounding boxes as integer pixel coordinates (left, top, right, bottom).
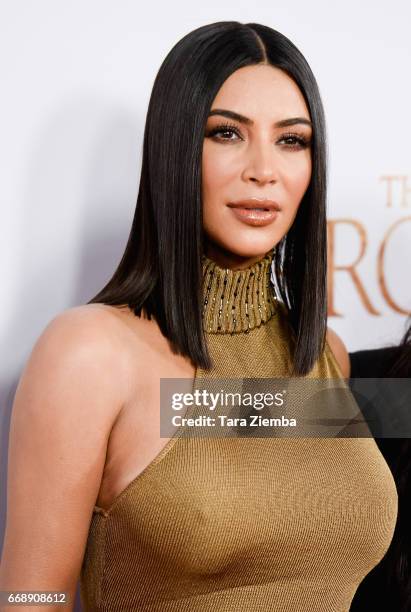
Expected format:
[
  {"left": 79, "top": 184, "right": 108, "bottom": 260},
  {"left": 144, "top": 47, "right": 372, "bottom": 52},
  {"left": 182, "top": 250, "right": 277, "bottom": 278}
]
[
  {"left": 349, "top": 323, "right": 411, "bottom": 612},
  {"left": 0, "top": 22, "right": 398, "bottom": 612}
]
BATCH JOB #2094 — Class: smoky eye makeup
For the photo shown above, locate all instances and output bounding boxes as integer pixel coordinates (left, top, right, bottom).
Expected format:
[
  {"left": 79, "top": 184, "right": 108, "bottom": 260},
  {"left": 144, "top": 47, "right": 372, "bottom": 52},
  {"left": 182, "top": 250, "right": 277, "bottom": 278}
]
[
  {"left": 204, "top": 122, "right": 241, "bottom": 140},
  {"left": 278, "top": 131, "right": 312, "bottom": 149},
  {"left": 205, "top": 122, "right": 313, "bottom": 149}
]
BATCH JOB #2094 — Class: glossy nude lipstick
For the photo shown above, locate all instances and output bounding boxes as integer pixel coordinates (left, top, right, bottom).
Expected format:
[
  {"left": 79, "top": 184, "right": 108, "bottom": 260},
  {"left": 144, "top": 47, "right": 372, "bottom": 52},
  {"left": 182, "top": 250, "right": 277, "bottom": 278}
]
[{"left": 227, "top": 198, "right": 281, "bottom": 227}]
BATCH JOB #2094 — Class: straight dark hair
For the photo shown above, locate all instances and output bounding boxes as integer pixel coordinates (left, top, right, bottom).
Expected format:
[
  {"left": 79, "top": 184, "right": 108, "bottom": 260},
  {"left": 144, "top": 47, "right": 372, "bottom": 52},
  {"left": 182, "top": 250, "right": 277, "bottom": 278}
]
[
  {"left": 88, "top": 21, "right": 328, "bottom": 375},
  {"left": 388, "top": 320, "right": 411, "bottom": 377}
]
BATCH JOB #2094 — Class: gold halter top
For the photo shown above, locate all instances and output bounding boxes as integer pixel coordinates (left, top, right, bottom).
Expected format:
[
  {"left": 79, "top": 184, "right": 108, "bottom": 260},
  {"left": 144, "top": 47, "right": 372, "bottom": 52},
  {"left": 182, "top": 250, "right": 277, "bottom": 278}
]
[{"left": 80, "top": 248, "right": 398, "bottom": 611}]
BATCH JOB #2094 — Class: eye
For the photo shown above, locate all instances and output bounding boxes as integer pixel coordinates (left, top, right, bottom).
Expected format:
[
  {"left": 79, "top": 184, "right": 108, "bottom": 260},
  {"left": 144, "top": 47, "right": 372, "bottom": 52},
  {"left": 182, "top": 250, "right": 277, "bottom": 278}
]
[
  {"left": 205, "top": 123, "right": 242, "bottom": 141},
  {"left": 278, "top": 132, "right": 311, "bottom": 149},
  {"left": 205, "top": 125, "right": 312, "bottom": 149}
]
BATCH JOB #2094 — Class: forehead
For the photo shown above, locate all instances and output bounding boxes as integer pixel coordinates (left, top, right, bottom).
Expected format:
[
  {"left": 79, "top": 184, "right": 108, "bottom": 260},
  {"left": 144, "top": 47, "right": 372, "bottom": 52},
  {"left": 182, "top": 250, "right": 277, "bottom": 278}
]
[{"left": 210, "top": 64, "right": 310, "bottom": 120}]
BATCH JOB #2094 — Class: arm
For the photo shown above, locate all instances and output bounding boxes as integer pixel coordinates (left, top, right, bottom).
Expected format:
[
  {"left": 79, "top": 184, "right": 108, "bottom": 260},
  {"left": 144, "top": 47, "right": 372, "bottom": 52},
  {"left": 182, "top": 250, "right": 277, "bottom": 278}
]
[
  {"left": 326, "top": 327, "right": 350, "bottom": 378},
  {"left": 0, "top": 306, "right": 128, "bottom": 611}
]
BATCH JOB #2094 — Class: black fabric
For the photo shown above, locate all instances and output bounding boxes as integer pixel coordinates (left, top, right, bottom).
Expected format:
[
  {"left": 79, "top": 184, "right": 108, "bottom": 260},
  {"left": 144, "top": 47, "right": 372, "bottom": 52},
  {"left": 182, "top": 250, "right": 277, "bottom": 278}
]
[
  {"left": 350, "top": 347, "right": 400, "bottom": 378},
  {"left": 348, "top": 348, "right": 411, "bottom": 612}
]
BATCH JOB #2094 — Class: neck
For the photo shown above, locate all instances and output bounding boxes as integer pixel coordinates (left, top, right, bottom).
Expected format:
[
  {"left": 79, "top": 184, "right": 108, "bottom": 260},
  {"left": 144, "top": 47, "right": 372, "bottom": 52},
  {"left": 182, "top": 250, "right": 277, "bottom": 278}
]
[
  {"left": 201, "top": 247, "right": 278, "bottom": 334},
  {"left": 203, "top": 243, "right": 274, "bottom": 271}
]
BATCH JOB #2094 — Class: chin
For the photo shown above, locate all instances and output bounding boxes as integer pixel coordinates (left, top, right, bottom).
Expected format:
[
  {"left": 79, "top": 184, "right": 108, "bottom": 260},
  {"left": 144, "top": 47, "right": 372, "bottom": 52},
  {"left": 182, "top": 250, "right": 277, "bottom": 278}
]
[
  {"left": 204, "top": 214, "right": 287, "bottom": 259},
  {"left": 206, "top": 234, "right": 278, "bottom": 261}
]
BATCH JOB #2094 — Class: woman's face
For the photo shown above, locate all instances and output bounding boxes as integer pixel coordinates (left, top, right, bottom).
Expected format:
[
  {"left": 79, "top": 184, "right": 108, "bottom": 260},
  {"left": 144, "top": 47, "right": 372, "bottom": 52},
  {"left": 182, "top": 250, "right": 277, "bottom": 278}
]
[{"left": 202, "top": 64, "right": 313, "bottom": 269}]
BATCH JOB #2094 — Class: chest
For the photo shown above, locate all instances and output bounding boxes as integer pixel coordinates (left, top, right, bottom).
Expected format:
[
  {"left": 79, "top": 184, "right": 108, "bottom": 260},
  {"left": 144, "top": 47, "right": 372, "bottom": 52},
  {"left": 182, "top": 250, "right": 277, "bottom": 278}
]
[{"left": 104, "top": 435, "right": 398, "bottom": 582}]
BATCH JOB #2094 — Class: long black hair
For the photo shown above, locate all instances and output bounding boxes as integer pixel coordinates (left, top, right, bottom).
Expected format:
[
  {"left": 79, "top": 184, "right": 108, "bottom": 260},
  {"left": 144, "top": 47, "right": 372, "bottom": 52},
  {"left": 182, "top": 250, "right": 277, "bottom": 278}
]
[
  {"left": 88, "top": 21, "right": 328, "bottom": 375},
  {"left": 388, "top": 322, "right": 411, "bottom": 378}
]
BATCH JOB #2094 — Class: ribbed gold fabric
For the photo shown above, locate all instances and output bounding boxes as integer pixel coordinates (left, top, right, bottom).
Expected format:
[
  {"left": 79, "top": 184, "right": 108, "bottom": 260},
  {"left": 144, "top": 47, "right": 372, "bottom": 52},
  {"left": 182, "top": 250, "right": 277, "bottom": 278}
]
[
  {"left": 201, "top": 247, "right": 277, "bottom": 333},
  {"left": 80, "top": 250, "right": 398, "bottom": 612}
]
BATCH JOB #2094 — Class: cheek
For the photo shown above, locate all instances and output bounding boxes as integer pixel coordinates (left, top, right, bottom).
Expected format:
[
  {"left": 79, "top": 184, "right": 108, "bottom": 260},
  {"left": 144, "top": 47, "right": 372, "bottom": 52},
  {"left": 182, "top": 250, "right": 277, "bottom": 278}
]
[
  {"left": 202, "top": 144, "right": 237, "bottom": 197},
  {"left": 285, "top": 154, "right": 312, "bottom": 205}
]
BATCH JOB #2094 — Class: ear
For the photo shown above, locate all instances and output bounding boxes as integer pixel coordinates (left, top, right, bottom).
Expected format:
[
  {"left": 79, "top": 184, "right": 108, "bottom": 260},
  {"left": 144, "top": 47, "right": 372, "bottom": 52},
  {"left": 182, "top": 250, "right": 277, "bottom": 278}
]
[{"left": 326, "top": 327, "right": 350, "bottom": 378}]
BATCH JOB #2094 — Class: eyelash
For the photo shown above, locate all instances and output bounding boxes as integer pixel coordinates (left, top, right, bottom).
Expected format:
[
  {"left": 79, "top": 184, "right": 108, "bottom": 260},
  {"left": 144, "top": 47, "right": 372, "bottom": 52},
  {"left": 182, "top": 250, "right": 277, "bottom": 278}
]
[{"left": 205, "top": 123, "right": 311, "bottom": 149}]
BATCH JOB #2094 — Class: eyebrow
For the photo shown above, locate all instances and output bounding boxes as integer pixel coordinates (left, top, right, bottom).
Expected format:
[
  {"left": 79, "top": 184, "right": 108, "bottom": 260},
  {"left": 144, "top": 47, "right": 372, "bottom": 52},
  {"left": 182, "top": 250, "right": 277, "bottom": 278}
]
[{"left": 208, "top": 108, "right": 312, "bottom": 129}]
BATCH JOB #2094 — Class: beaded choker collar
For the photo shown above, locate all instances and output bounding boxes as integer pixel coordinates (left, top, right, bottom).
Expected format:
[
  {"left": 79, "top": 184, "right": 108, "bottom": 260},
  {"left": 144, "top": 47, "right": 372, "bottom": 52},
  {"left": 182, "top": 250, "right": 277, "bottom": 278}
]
[{"left": 201, "top": 248, "right": 278, "bottom": 334}]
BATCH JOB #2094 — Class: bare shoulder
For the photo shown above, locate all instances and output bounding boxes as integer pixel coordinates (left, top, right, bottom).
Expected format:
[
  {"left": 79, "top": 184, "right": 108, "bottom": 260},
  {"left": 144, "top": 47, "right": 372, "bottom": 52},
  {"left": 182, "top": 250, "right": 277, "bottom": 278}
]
[
  {"left": 0, "top": 303, "right": 146, "bottom": 593},
  {"left": 22, "top": 303, "right": 142, "bottom": 425},
  {"left": 43, "top": 302, "right": 147, "bottom": 354},
  {"left": 44, "top": 302, "right": 139, "bottom": 344},
  {"left": 326, "top": 327, "right": 351, "bottom": 378}
]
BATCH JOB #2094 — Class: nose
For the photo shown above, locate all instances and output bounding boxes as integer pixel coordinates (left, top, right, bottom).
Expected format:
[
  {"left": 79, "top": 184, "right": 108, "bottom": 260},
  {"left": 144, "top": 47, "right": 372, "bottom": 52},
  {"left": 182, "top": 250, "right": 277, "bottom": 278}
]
[{"left": 242, "top": 140, "right": 279, "bottom": 185}]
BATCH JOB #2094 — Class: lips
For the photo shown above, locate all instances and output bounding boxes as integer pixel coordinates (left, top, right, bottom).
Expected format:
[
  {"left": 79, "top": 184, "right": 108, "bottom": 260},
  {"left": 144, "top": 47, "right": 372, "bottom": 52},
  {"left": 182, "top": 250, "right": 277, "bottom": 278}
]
[
  {"left": 227, "top": 198, "right": 281, "bottom": 212},
  {"left": 226, "top": 199, "right": 280, "bottom": 227}
]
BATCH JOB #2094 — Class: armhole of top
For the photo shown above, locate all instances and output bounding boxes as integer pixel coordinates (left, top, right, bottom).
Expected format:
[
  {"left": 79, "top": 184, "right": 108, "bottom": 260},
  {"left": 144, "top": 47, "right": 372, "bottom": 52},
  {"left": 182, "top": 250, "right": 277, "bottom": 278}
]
[
  {"left": 324, "top": 339, "right": 346, "bottom": 380},
  {"left": 92, "top": 368, "right": 199, "bottom": 518}
]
